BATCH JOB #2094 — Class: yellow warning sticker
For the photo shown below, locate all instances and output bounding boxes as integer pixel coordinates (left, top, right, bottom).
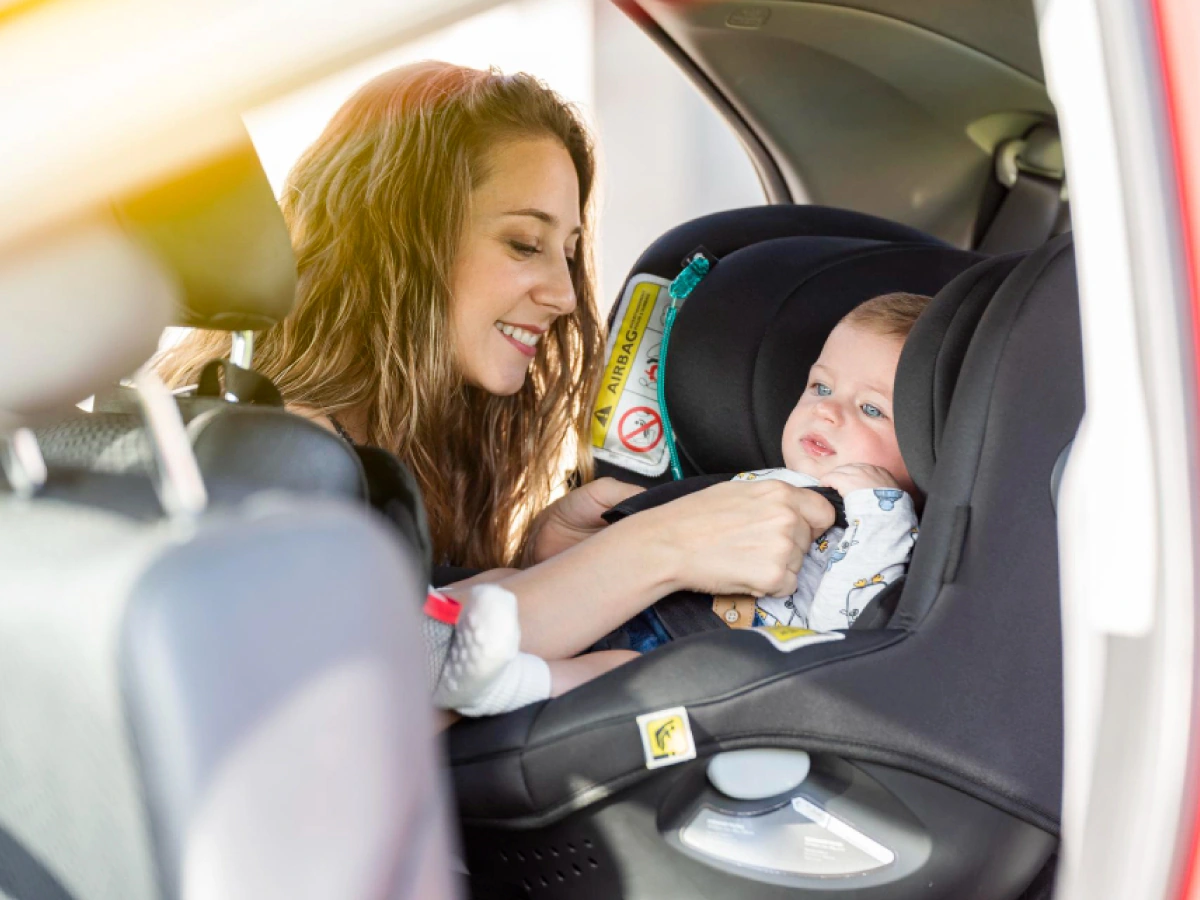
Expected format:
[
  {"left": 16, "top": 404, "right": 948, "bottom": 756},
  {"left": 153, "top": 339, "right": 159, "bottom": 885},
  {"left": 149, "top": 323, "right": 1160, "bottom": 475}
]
[
  {"left": 636, "top": 706, "right": 697, "bottom": 769},
  {"left": 592, "top": 274, "right": 675, "bottom": 477},
  {"left": 755, "top": 626, "right": 846, "bottom": 653},
  {"left": 592, "top": 279, "right": 661, "bottom": 448}
]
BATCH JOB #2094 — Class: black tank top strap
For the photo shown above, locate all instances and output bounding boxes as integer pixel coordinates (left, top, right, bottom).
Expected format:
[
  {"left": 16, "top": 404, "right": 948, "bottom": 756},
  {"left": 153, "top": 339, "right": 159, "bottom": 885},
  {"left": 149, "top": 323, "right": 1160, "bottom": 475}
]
[{"left": 329, "top": 415, "right": 356, "bottom": 446}]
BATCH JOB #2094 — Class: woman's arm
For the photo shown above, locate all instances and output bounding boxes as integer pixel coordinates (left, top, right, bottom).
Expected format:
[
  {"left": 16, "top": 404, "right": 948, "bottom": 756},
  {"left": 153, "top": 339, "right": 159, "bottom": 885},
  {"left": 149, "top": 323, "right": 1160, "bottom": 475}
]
[
  {"left": 521, "top": 478, "right": 646, "bottom": 566},
  {"left": 494, "top": 480, "right": 836, "bottom": 659}
]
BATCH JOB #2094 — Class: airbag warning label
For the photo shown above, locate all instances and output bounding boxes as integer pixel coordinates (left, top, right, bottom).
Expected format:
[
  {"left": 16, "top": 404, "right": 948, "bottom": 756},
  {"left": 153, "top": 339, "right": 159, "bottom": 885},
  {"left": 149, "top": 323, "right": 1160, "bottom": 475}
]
[{"left": 592, "top": 274, "right": 674, "bottom": 476}]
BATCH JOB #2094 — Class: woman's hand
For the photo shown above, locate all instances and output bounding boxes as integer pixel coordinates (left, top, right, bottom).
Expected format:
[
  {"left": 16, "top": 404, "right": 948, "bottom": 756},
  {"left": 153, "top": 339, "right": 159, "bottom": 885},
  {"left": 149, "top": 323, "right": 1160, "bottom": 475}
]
[
  {"left": 644, "top": 480, "right": 836, "bottom": 598},
  {"left": 523, "top": 477, "right": 646, "bottom": 566}
]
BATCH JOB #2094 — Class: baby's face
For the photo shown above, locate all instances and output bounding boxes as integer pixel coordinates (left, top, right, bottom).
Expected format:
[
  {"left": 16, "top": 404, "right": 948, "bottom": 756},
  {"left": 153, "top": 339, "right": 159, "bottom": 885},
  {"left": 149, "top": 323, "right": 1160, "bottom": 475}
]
[{"left": 781, "top": 321, "right": 914, "bottom": 493}]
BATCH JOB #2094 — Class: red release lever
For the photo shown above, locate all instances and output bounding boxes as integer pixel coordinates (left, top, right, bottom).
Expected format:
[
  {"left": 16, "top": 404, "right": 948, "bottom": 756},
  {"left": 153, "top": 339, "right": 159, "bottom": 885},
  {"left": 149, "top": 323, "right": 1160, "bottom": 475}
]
[{"left": 424, "top": 588, "right": 462, "bottom": 625}]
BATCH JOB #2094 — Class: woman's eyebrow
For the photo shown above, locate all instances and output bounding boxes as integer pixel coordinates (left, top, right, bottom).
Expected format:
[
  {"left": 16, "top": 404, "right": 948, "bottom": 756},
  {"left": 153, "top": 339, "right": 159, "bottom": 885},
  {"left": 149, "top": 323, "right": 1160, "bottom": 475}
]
[{"left": 502, "top": 208, "right": 583, "bottom": 235}]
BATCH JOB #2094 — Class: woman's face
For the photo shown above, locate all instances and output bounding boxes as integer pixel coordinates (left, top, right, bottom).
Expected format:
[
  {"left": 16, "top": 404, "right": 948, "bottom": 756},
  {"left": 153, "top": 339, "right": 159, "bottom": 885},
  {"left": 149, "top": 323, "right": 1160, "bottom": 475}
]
[{"left": 450, "top": 136, "right": 581, "bottom": 395}]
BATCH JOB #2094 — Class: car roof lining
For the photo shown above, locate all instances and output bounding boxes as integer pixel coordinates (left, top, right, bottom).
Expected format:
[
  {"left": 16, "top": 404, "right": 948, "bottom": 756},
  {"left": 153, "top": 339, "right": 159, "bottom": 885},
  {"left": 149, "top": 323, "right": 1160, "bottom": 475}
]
[{"left": 632, "top": 0, "right": 1057, "bottom": 247}]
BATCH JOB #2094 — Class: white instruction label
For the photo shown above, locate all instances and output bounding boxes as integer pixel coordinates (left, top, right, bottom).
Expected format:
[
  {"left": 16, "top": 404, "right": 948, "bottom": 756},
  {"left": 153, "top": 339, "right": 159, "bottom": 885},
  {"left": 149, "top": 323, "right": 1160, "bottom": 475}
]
[{"left": 592, "top": 274, "right": 676, "bottom": 477}]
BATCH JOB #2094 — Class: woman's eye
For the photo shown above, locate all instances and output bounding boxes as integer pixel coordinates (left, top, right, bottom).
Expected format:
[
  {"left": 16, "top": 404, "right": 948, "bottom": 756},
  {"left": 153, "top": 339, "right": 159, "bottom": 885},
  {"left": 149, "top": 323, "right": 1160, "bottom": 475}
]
[
  {"left": 509, "top": 240, "right": 540, "bottom": 257},
  {"left": 811, "top": 382, "right": 831, "bottom": 397},
  {"left": 861, "top": 403, "right": 886, "bottom": 419}
]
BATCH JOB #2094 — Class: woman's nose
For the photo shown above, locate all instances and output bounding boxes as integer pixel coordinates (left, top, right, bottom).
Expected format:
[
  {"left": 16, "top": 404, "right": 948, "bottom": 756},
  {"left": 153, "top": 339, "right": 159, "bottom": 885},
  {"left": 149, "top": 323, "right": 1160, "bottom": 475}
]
[{"left": 532, "top": 253, "right": 577, "bottom": 316}]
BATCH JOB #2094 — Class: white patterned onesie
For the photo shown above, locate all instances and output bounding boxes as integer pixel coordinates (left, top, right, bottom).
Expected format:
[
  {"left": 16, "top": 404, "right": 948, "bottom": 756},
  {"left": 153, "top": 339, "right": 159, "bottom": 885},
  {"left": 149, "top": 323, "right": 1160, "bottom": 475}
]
[{"left": 732, "top": 468, "right": 919, "bottom": 631}]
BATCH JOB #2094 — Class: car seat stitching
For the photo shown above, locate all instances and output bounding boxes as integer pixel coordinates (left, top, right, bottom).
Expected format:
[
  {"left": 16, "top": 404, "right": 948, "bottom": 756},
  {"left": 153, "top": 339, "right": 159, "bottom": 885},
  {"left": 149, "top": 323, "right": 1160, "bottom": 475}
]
[{"left": 450, "top": 630, "right": 905, "bottom": 766}]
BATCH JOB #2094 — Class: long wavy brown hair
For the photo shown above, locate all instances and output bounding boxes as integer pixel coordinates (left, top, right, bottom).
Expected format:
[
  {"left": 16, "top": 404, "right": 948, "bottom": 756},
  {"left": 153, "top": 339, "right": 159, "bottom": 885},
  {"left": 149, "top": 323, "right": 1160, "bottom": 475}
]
[{"left": 157, "top": 62, "right": 604, "bottom": 568}]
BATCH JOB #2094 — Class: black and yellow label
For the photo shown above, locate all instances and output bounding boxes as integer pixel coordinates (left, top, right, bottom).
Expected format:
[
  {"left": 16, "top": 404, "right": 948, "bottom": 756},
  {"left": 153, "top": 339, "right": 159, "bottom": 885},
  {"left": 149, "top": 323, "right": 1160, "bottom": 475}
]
[
  {"left": 762, "top": 625, "right": 817, "bottom": 643},
  {"left": 592, "top": 281, "right": 661, "bottom": 449},
  {"left": 636, "top": 706, "right": 696, "bottom": 769},
  {"left": 755, "top": 626, "right": 846, "bottom": 653}
]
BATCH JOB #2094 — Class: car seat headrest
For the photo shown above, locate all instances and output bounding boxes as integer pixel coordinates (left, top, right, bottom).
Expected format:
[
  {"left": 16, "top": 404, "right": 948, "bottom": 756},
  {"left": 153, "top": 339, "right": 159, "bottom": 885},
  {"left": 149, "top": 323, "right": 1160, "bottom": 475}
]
[
  {"left": 114, "top": 138, "right": 296, "bottom": 332},
  {"left": 0, "top": 214, "right": 177, "bottom": 432},
  {"left": 614, "top": 205, "right": 950, "bottom": 319},
  {"left": 665, "top": 238, "right": 982, "bottom": 476},
  {"left": 894, "top": 253, "right": 1026, "bottom": 493}
]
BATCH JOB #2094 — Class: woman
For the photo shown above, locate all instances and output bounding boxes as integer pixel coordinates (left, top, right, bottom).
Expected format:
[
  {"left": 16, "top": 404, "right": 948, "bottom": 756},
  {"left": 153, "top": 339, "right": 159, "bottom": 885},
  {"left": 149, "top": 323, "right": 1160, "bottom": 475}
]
[{"left": 159, "top": 62, "right": 830, "bottom": 682}]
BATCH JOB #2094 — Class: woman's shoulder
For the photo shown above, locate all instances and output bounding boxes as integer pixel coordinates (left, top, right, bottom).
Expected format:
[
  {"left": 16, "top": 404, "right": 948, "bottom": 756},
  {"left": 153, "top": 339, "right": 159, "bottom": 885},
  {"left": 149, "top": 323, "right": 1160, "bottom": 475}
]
[{"left": 287, "top": 403, "right": 353, "bottom": 442}]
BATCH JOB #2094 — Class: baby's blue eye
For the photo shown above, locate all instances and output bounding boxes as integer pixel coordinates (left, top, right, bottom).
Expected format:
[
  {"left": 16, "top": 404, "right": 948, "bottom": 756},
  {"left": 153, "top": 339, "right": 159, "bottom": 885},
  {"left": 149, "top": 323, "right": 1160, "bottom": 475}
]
[
  {"left": 812, "top": 382, "right": 831, "bottom": 397},
  {"left": 861, "top": 403, "right": 885, "bottom": 419}
]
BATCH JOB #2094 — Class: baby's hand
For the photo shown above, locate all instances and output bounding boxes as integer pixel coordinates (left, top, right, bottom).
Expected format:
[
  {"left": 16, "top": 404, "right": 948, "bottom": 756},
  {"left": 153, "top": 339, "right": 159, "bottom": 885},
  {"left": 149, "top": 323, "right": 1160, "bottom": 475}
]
[{"left": 820, "top": 463, "right": 900, "bottom": 498}]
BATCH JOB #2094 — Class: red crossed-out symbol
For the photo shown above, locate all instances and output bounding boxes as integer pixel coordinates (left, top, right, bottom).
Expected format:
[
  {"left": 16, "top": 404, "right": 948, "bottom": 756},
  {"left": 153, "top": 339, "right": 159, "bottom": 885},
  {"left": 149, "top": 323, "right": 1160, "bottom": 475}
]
[{"left": 618, "top": 406, "right": 663, "bottom": 453}]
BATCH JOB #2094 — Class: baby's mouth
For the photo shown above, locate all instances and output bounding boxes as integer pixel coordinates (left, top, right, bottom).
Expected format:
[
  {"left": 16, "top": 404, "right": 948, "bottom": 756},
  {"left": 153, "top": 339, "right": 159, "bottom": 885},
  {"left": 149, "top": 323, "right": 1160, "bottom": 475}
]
[{"left": 799, "top": 434, "right": 835, "bottom": 458}]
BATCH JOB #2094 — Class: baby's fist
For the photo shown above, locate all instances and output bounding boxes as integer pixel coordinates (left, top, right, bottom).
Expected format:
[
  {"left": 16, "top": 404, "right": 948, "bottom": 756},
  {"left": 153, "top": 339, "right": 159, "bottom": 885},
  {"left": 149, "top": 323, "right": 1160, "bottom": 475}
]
[{"left": 820, "top": 463, "right": 900, "bottom": 497}]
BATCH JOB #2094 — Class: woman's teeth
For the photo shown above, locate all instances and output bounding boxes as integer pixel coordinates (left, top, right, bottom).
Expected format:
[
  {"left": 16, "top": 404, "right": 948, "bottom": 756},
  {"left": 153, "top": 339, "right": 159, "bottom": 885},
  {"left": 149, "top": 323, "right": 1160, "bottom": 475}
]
[{"left": 495, "top": 322, "right": 541, "bottom": 347}]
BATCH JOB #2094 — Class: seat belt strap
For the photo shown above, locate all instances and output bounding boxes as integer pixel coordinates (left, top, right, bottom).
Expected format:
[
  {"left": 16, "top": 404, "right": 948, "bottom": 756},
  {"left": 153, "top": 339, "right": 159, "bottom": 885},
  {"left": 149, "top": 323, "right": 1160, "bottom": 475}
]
[{"left": 978, "top": 171, "right": 1064, "bottom": 255}]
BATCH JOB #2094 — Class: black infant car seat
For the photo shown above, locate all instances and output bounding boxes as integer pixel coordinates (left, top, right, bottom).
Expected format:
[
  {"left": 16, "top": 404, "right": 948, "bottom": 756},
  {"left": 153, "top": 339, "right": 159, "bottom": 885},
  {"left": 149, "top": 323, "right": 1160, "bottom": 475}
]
[
  {"left": 589, "top": 213, "right": 986, "bottom": 639},
  {"left": 593, "top": 205, "right": 970, "bottom": 488},
  {"left": 449, "top": 230, "right": 1081, "bottom": 900}
]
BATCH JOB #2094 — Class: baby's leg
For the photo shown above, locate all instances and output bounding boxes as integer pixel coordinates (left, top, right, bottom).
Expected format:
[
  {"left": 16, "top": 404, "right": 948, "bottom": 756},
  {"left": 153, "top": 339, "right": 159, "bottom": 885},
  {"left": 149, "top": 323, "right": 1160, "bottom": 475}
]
[{"left": 549, "top": 650, "right": 640, "bottom": 696}]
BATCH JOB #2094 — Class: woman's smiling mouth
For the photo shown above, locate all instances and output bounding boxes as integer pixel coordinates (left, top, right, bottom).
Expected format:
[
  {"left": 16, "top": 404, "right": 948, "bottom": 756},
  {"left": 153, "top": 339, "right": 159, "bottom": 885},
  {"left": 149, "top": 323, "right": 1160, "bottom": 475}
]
[{"left": 495, "top": 321, "right": 542, "bottom": 357}]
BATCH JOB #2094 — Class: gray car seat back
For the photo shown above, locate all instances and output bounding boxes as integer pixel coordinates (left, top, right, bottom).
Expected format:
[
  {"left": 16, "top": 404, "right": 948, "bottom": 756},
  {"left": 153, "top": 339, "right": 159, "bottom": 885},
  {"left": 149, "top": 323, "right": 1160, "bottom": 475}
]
[
  {"left": 32, "top": 134, "right": 368, "bottom": 506},
  {"left": 0, "top": 213, "right": 176, "bottom": 432},
  {"left": 0, "top": 155, "right": 458, "bottom": 899},
  {"left": 114, "top": 139, "right": 297, "bottom": 331},
  {"left": 0, "top": 495, "right": 458, "bottom": 900}
]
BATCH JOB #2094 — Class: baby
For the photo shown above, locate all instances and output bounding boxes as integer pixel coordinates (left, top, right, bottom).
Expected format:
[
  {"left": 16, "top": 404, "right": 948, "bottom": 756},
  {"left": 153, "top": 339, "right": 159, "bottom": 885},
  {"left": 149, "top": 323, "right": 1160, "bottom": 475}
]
[
  {"left": 610, "top": 291, "right": 928, "bottom": 652},
  {"left": 731, "top": 291, "right": 926, "bottom": 632}
]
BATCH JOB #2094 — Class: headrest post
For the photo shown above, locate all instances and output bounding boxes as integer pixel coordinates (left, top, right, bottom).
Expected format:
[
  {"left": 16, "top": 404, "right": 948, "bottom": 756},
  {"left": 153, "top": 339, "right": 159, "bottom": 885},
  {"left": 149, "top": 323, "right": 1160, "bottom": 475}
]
[
  {"left": 1, "top": 428, "right": 48, "bottom": 500},
  {"left": 132, "top": 365, "right": 207, "bottom": 521},
  {"left": 229, "top": 330, "right": 255, "bottom": 370}
]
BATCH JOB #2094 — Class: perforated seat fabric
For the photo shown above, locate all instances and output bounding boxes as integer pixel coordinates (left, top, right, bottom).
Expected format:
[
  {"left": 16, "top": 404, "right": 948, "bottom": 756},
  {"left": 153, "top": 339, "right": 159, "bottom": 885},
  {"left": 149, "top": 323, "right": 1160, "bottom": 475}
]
[{"left": 36, "top": 395, "right": 368, "bottom": 506}]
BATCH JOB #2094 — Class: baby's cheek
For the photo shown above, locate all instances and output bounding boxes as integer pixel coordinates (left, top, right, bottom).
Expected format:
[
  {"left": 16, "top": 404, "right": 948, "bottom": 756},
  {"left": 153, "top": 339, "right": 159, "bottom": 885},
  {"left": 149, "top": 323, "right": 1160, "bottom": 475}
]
[{"left": 857, "top": 428, "right": 902, "bottom": 472}]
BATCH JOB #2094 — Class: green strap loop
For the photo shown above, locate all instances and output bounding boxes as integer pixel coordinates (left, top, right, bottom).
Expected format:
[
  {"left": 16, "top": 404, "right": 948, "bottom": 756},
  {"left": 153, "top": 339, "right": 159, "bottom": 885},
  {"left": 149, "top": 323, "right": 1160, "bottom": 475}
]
[{"left": 658, "top": 252, "right": 713, "bottom": 480}]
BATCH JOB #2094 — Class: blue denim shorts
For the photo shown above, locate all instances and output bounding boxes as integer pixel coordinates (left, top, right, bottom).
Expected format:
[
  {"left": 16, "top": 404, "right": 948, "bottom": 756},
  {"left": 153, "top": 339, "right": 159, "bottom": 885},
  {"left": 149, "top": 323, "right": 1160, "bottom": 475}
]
[{"left": 591, "top": 607, "right": 673, "bottom": 654}]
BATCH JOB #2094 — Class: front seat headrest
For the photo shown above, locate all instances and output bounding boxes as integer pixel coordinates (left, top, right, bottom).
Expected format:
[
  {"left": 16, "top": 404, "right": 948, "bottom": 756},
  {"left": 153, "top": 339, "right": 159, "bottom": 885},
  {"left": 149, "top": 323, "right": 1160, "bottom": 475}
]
[
  {"left": 0, "top": 214, "right": 176, "bottom": 432},
  {"left": 666, "top": 237, "right": 982, "bottom": 476},
  {"left": 114, "top": 137, "right": 296, "bottom": 332}
]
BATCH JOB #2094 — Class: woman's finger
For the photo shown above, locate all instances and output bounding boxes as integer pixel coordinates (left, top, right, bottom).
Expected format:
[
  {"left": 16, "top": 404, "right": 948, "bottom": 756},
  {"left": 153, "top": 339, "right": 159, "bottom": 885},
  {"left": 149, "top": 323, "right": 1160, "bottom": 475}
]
[{"left": 585, "top": 476, "right": 645, "bottom": 509}]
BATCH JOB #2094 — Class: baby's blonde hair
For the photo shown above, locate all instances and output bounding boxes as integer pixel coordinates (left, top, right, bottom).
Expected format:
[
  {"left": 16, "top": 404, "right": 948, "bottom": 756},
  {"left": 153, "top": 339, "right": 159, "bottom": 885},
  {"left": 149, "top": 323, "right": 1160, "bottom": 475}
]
[{"left": 841, "top": 291, "right": 932, "bottom": 341}]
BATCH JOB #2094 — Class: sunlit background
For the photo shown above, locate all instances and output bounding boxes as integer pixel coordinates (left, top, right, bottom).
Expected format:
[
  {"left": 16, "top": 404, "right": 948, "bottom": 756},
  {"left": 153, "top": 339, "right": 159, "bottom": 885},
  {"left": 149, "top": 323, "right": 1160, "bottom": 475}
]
[{"left": 242, "top": 0, "right": 762, "bottom": 309}]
